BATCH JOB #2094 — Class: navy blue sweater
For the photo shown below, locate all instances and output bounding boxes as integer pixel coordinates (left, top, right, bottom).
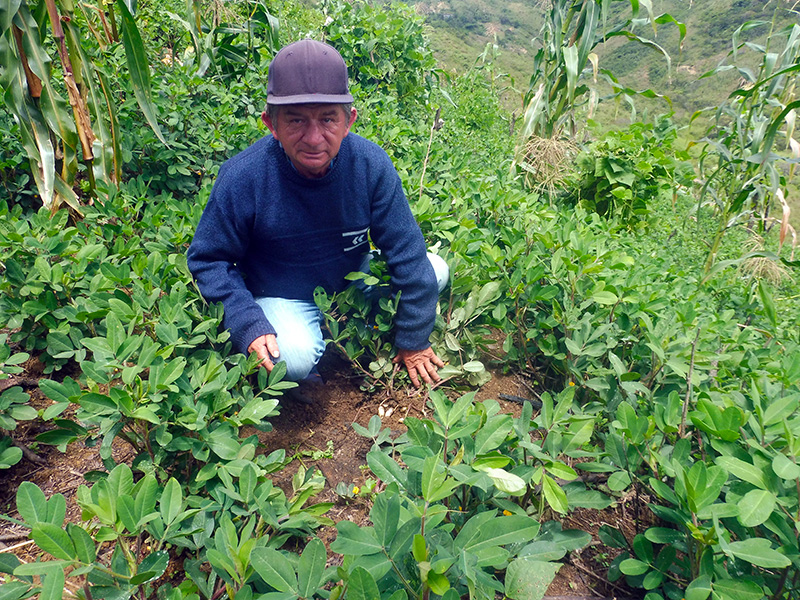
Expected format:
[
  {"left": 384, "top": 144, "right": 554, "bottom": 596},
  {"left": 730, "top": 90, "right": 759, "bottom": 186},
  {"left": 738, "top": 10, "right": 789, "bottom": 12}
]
[{"left": 187, "top": 132, "right": 438, "bottom": 355}]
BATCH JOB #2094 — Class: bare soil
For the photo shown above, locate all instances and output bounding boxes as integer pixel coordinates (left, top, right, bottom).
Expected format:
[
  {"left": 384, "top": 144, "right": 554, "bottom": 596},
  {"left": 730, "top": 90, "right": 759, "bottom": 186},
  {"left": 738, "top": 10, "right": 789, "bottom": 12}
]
[{"left": 0, "top": 350, "right": 644, "bottom": 599}]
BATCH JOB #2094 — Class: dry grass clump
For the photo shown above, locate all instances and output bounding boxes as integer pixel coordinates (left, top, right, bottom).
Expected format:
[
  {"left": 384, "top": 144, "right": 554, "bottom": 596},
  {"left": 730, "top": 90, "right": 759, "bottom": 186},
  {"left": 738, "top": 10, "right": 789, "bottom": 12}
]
[
  {"left": 516, "top": 135, "right": 577, "bottom": 197},
  {"left": 740, "top": 234, "right": 793, "bottom": 285}
]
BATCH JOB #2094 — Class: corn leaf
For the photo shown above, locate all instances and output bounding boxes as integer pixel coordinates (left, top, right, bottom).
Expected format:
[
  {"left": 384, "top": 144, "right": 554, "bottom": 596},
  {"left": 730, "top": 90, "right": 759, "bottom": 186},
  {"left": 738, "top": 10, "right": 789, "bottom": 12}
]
[
  {"left": 0, "top": 0, "right": 22, "bottom": 37},
  {"left": 12, "top": 8, "right": 79, "bottom": 149},
  {"left": 116, "top": 0, "right": 166, "bottom": 145}
]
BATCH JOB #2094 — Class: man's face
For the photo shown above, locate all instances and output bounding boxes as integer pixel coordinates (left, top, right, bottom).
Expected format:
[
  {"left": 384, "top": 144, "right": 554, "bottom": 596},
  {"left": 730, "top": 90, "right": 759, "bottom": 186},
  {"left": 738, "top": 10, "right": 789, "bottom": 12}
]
[{"left": 262, "top": 104, "right": 357, "bottom": 178}]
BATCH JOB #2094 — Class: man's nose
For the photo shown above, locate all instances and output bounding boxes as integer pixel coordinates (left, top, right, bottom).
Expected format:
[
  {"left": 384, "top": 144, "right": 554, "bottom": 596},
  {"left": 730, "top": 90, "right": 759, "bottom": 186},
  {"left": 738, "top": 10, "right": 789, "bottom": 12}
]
[{"left": 304, "top": 121, "right": 325, "bottom": 144}]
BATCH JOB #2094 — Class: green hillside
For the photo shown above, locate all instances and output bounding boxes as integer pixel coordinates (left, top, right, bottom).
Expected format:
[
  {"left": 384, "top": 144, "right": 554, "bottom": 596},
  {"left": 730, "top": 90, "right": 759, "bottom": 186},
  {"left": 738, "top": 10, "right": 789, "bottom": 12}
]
[{"left": 414, "top": 0, "right": 797, "bottom": 117}]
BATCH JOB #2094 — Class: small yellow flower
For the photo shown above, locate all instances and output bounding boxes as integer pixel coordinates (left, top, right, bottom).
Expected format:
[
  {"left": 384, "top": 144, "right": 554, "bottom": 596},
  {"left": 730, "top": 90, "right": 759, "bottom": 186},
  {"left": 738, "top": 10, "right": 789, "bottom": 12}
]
[
  {"left": 568, "top": 381, "right": 575, "bottom": 386},
  {"left": 352, "top": 486, "right": 360, "bottom": 495},
  {"left": 502, "top": 510, "right": 513, "bottom": 516}
]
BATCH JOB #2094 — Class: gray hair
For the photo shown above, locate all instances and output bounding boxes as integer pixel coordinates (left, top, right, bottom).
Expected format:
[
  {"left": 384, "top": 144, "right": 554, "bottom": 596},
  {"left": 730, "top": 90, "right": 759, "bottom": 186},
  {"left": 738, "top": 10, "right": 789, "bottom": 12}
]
[{"left": 266, "top": 103, "right": 353, "bottom": 123}]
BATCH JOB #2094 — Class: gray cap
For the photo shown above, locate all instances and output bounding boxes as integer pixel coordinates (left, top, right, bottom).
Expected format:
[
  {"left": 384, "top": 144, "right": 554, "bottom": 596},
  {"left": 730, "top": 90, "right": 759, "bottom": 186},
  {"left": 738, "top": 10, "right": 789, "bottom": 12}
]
[{"left": 267, "top": 39, "right": 354, "bottom": 105}]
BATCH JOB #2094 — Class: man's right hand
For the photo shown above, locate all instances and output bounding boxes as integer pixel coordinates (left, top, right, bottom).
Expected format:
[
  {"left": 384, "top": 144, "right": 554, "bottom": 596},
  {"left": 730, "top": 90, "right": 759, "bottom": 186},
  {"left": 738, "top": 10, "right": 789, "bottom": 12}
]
[{"left": 248, "top": 334, "right": 280, "bottom": 372}]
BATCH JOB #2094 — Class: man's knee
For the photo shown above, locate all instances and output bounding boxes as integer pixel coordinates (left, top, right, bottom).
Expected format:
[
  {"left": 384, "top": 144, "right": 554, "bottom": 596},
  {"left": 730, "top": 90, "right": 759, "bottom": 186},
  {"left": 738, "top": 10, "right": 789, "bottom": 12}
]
[
  {"left": 254, "top": 297, "right": 325, "bottom": 381},
  {"left": 280, "top": 337, "right": 325, "bottom": 381},
  {"left": 427, "top": 252, "right": 449, "bottom": 294}
]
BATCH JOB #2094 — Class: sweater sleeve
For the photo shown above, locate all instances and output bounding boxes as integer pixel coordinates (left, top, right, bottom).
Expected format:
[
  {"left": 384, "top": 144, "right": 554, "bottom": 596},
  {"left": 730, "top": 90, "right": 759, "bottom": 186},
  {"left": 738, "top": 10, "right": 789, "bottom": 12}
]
[
  {"left": 366, "top": 149, "right": 438, "bottom": 350},
  {"left": 187, "top": 164, "right": 276, "bottom": 354}
]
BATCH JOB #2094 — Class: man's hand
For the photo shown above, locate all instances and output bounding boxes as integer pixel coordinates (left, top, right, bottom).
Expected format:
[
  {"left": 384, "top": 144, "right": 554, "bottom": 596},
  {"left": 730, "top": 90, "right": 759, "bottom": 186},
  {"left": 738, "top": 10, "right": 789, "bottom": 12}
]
[
  {"left": 393, "top": 347, "right": 445, "bottom": 388},
  {"left": 248, "top": 334, "right": 280, "bottom": 372}
]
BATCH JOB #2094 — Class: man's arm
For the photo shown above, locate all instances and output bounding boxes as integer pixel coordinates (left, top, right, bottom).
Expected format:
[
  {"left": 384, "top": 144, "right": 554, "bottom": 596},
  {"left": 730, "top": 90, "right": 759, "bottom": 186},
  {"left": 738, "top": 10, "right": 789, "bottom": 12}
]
[{"left": 187, "top": 163, "right": 276, "bottom": 355}]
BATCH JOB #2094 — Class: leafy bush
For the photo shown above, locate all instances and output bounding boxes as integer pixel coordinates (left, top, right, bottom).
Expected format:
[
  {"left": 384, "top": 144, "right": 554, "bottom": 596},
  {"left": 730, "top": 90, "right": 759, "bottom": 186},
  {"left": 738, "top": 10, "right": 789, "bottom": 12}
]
[
  {"left": 324, "top": 0, "right": 437, "bottom": 116},
  {"left": 0, "top": 333, "right": 36, "bottom": 469},
  {"left": 0, "top": 3, "right": 799, "bottom": 600},
  {"left": 570, "top": 118, "right": 695, "bottom": 224}
]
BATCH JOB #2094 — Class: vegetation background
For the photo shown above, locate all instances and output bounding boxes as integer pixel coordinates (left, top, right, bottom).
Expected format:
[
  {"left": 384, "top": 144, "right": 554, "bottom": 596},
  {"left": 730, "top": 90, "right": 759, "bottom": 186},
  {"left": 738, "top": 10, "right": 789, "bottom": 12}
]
[{"left": 0, "top": 0, "right": 799, "bottom": 599}]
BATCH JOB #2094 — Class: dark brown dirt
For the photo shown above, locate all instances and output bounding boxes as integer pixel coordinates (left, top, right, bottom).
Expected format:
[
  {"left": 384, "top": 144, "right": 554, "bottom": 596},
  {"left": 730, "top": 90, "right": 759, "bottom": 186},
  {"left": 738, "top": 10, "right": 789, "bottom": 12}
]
[{"left": 0, "top": 350, "right": 642, "bottom": 599}]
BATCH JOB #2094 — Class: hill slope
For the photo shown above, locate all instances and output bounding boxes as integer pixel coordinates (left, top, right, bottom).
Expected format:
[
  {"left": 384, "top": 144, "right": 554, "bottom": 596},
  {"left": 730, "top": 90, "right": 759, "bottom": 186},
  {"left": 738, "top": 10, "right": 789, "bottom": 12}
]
[{"left": 414, "top": 0, "right": 797, "bottom": 116}]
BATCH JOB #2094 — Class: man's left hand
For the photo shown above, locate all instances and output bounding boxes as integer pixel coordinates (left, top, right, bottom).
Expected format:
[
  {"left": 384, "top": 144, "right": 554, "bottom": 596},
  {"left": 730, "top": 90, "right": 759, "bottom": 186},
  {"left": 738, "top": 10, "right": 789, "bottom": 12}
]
[{"left": 393, "top": 347, "right": 445, "bottom": 388}]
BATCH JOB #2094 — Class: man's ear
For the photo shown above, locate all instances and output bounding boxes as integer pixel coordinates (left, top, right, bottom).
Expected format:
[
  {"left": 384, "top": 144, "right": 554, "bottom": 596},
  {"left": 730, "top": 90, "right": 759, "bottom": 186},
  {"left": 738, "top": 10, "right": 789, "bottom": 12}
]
[
  {"left": 344, "top": 107, "right": 358, "bottom": 134},
  {"left": 262, "top": 110, "right": 278, "bottom": 138}
]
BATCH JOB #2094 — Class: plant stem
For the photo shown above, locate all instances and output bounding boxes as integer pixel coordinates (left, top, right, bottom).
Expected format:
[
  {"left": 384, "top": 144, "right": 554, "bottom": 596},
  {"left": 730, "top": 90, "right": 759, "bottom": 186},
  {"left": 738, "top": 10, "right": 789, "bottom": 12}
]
[
  {"left": 418, "top": 109, "right": 439, "bottom": 203},
  {"left": 45, "top": 0, "right": 96, "bottom": 163},
  {"left": 679, "top": 327, "right": 701, "bottom": 438},
  {"left": 106, "top": 1, "right": 119, "bottom": 41}
]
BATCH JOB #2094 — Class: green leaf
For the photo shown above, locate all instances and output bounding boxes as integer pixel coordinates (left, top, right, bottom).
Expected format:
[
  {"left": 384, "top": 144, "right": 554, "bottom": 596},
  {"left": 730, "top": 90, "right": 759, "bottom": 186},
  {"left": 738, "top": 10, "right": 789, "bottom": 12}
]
[
  {"left": 643, "top": 528, "right": 684, "bottom": 545},
  {"left": 421, "top": 455, "right": 446, "bottom": 501},
  {"left": 347, "top": 567, "right": 380, "bottom": 600},
  {"left": 564, "top": 487, "right": 612, "bottom": 510},
  {"left": 207, "top": 427, "right": 240, "bottom": 460},
  {"left": 685, "top": 575, "right": 712, "bottom": 600},
  {"left": 619, "top": 558, "right": 650, "bottom": 576},
  {"left": 476, "top": 280, "right": 502, "bottom": 307},
  {"left": 131, "top": 407, "right": 160, "bottom": 424},
  {"left": 134, "top": 474, "right": 158, "bottom": 525},
  {"left": 17, "top": 482, "right": 47, "bottom": 527},
  {"left": 133, "top": 551, "right": 169, "bottom": 585},
  {"left": 388, "top": 517, "right": 420, "bottom": 561},
  {"left": 0, "top": 446, "right": 22, "bottom": 469},
  {"left": 518, "top": 541, "right": 566, "bottom": 562},
  {"left": 0, "top": 581, "right": 31, "bottom": 600},
  {"left": 107, "top": 464, "right": 134, "bottom": 501},
  {"left": 38, "top": 378, "right": 81, "bottom": 405},
  {"left": 0, "top": 0, "right": 22, "bottom": 37},
  {"left": 67, "top": 524, "right": 96, "bottom": 564},
  {"left": 455, "top": 514, "right": 540, "bottom": 555},
  {"left": 367, "top": 450, "right": 407, "bottom": 488},
  {"left": 47, "top": 493, "right": 66, "bottom": 529},
  {"left": 726, "top": 538, "right": 790, "bottom": 568},
  {"left": 117, "top": 495, "right": 138, "bottom": 533},
  {"left": 772, "top": 453, "right": 800, "bottom": 480},
  {"left": 297, "top": 538, "right": 326, "bottom": 598},
  {"left": 31, "top": 523, "right": 76, "bottom": 561},
  {"left": 237, "top": 398, "right": 279, "bottom": 424},
  {"left": 715, "top": 457, "right": 766, "bottom": 489},
  {"left": 736, "top": 489, "right": 776, "bottom": 527},
  {"left": 505, "top": 558, "right": 561, "bottom": 600},
  {"left": 447, "top": 391, "right": 476, "bottom": 428},
  {"left": 39, "top": 564, "right": 65, "bottom": 600},
  {"left": 412, "top": 534, "right": 427, "bottom": 562},
  {"left": 544, "top": 461, "right": 578, "bottom": 481},
  {"left": 481, "top": 467, "right": 526, "bottom": 495},
  {"left": 711, "top": 578, "right": 764, "bottom": 600},
  {"left": 473, "top": 414, "right": 512, "bottom": 455},
  {"left": 370, "top": 489, "right": 399, "bottom": 547},
  {"left": 159, "top": 478, "right": 182, "bottom": 526},
  {"left": 592, "top": 290, "right": 618, "bottom": 305},
  {"left": 250, "top": 548, "right": 298, "bottom": 594},
  {"left": 115, "top": 0, "right": 167, "bottom": 144},
  {"left": 542, "top": 475, "right": 568, "bottom": 514},
  {"left": 329, "top": 521, "right": 382, "bottom": 556}
]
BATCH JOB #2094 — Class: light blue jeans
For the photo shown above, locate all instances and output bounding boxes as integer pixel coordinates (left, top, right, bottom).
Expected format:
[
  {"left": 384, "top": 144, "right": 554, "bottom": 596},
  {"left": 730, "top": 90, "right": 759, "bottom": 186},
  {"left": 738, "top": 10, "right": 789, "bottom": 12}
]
[{"left": 254, "top": 253, "right": 449, "bottom": 381}]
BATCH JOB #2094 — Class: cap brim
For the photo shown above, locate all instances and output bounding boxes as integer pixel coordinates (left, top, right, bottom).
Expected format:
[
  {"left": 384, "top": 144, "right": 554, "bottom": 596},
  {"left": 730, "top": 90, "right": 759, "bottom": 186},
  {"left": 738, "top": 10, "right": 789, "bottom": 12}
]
[{"left": 267, "top": 93, "right": 354, "bottom": 105}]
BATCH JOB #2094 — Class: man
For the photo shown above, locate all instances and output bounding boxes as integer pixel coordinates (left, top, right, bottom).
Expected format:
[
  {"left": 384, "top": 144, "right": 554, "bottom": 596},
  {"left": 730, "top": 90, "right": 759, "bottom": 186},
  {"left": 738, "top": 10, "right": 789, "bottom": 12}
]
[{"left": 187, "top": 39, "right": 448, "bottom": 395}]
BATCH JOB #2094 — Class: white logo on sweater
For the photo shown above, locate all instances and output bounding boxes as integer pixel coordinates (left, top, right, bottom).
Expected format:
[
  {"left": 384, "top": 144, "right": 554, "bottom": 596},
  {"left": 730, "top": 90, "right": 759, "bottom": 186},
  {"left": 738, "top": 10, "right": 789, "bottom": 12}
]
[{"left": 343, "top": 228, "right": 369, "bottom": 251}]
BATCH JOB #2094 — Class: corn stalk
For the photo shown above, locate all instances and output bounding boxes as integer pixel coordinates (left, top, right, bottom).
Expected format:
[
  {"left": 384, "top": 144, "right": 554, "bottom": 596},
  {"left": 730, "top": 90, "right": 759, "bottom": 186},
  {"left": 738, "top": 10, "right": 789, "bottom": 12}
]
[
  {"left": 519, "top": 0, "right": 684, "bottom": 142},
  {"left": 0, "top": 0, "right": 165, "bottom": 213},
  {"left": 694, "top": 17, "right": 800, "bottom": 275}
]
